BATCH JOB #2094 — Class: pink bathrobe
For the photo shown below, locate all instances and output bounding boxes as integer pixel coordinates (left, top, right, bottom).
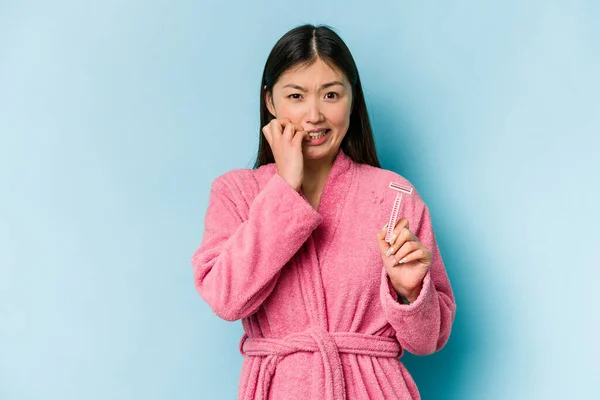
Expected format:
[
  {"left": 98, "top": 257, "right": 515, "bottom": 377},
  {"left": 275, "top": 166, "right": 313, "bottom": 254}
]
[{"left": 191, "top": 148, "right": 456, "bottom": 400}]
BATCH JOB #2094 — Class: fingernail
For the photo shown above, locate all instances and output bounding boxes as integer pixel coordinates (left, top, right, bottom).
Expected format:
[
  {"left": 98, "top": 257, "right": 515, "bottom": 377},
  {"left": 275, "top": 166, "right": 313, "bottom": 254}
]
[
  {"left": 398, "top": 257, "right": 407, "bottom": 264},
  {"left": 385, "top": 246, "right": 394, "bottom": 257},
  {"left": 382, "top": 223, "right": 388, "bottom": 231},
  {"left": 387, "top": 233, "right": 396, "bottom": 244}
]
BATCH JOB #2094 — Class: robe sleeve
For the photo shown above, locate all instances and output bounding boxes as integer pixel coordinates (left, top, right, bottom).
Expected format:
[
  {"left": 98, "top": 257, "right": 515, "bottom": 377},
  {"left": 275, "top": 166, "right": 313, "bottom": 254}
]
[
  {"left": 379, "top": 197, "right": 456, "bottom": 356},
  {"left": 191, "top": 171, "right": 323, "bottom": 321}
]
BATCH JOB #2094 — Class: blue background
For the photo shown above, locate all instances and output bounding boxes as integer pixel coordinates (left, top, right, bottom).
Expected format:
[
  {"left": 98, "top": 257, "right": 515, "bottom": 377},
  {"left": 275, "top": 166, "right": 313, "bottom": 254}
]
[{"left": 1, "top": 1, "right": 599, "bottom": 399}]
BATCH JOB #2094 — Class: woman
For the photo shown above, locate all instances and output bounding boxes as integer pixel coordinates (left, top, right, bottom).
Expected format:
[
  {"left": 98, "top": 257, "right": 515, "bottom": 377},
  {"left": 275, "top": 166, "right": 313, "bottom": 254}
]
[{"left": 191, "top": 24, "right": 456, "bottom": 400}]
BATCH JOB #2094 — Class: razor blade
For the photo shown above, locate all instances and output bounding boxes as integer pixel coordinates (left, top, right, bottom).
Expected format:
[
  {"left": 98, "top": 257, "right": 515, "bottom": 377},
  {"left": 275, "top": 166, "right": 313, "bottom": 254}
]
[{"left": 385, "top": 182, "right": 413, "bottom": 243}]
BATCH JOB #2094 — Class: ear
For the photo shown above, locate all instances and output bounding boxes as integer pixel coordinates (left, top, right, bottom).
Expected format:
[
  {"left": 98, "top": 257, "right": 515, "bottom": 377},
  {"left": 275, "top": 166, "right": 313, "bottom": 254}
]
[{"left": 265, "top": 87, "right": 276, "bottom": 117}]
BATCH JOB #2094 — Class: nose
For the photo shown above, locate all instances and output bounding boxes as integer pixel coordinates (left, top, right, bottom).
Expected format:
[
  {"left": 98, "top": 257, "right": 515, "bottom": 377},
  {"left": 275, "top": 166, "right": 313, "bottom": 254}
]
[{"left": 305, "top": 97, "right": 324, "bottom": 125}]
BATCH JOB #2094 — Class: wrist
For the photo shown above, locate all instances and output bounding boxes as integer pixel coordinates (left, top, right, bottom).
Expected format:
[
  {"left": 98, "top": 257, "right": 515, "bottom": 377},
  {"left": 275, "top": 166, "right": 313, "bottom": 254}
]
[
  {"left": 405, "top": 288, "right": 421, "bottom": 304},
  {"left": 278, "top": 173, "right": 301, "bottom": 192},
  {"left": 395, "top": 283, "right": 423, "bottom": 304}
]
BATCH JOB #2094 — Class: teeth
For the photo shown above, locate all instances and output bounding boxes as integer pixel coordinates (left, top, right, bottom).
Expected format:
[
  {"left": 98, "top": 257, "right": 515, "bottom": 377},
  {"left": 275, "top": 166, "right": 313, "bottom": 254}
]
[{"left": 308, "top": 130, "right": 328, "bottom": 138}]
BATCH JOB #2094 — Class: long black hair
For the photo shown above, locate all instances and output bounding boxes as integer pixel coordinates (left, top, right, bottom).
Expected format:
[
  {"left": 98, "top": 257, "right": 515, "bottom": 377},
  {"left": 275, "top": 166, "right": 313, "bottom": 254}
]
[{"left": 254, "top": 24, "right": 380, "bottom": 169}]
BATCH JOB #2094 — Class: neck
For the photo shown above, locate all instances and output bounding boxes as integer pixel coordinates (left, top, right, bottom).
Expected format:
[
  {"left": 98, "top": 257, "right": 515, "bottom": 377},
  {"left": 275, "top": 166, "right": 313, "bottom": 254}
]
[{"left": 301, "top": 151, "right": 337, "bottom": 195}]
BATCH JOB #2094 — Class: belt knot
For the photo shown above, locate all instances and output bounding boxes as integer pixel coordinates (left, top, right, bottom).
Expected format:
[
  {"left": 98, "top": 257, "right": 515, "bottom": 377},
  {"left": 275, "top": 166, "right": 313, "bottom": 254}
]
[{"left": 239, "top": 327, "right": 401, "bottom": 400}]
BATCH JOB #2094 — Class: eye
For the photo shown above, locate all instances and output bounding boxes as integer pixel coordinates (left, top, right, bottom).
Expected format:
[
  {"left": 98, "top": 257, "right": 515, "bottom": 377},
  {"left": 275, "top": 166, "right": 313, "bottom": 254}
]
[
  {"left": 288, "top": 94, "right": 302, "bottom": 99},
  {"left": 325, "top": 92, "right": 339, "bottom": 99}
]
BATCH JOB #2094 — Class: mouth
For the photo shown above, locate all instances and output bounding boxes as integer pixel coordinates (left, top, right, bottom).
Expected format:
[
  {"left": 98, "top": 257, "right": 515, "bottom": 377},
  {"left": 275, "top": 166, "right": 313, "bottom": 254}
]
[{"left": 305, "top": 129, "right": 330, "bottom": 140}]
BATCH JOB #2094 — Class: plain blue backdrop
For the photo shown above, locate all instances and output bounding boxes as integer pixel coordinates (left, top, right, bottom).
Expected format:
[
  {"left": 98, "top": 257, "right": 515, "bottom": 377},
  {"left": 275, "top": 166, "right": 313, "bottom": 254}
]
[{"left": 1, "top": 1, "right": 599, "bottom": 399}]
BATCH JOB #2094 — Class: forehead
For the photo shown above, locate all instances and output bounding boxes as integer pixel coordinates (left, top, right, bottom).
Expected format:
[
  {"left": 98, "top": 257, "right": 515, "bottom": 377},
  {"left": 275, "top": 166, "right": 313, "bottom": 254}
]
[{"left": 277, "top": 59, "right": 348, "bottom": 86}]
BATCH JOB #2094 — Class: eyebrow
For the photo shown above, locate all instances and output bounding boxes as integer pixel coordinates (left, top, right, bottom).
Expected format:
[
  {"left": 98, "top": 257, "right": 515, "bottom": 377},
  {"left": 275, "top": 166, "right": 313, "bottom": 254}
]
[{"left": 282, "top": 81, "right": 345, "bottom": 91}]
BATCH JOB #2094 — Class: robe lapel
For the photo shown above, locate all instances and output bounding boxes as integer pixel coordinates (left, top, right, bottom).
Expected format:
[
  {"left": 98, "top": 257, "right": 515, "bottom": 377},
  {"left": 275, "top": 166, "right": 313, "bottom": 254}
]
[
  {"left": 296, "top": 148, "right": 355, "bottom": 331},
  {"left": 244, "top": 148, "right": 362, "bottom": 400}
]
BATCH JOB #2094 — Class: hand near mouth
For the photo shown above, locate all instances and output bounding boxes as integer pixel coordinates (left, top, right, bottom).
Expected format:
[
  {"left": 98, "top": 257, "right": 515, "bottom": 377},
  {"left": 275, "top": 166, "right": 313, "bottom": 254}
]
[{"left": 261, "top": 118, "right": 308, "bottom": 192}]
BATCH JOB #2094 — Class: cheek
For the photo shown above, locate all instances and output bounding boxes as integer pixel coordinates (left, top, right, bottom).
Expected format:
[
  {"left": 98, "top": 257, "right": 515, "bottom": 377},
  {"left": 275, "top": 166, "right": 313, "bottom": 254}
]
[
  {"left": 327, "top": 104, "right": 352, "bottom": 128},
  {"left": 275, "top": 103, "right": 304, "bottom": 122}
]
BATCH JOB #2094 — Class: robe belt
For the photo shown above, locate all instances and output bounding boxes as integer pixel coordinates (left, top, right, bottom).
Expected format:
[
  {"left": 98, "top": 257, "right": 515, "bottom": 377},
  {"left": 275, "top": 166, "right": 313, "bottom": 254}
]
[{"left": 239, "top": 327, "right": 402, "bottom": 400}]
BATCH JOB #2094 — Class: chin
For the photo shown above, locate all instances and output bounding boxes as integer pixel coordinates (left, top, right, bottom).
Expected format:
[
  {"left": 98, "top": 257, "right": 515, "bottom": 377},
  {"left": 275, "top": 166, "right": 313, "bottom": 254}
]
[{"left": 303, "top": 145, "right": 338, "bottom": 160}]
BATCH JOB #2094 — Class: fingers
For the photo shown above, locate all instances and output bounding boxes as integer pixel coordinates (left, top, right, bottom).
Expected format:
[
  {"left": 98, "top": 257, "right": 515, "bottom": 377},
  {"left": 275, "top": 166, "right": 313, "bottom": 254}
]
[
  {"left": 390, "top": 227, "right": 417, "bottom": 249},
  {"left": 377, "top": 227, "right": 399, "bottom": 259},
  {"left": 277, "top": 117, "right": 292, "bottom": 127},
  {"left": 377, "top": 224, "right": 389, "bottom": 255},
  {"left": 391, "top": 241, "right": 421, "bottom": 264},
  {"left": 263, "top": 118, "right": 305, "bottom": 142},
  {"left": 276, "top": 118, "right": 307, "bottom": 147},
  {"left": 389, "top": 228, "right": 418, "bottom": 258},
  {"left": 376, "top": 223, "right": 387, "bottom": 241},
  {"left": 294, "top": 129, "right": 308, "bottom": 147},
  {"left": 282, "top": 121, "right": 295, "bottom": 141},
  {"left": 393, "top": 247, "right": 431, "bottom": 266},
  {"left": 284, "top": 121, "right": 307, "bottom": 146},
  {"left": 387, "top": 218, "right": 409, "bottom": 244},
  {"left": 262, "top": 118, "right": 289, "bottom": 140},
  {"left": 387, "top": 218, "right": 416, "bottom": 252},
  {"left": 376, "top": 218, "right": 419, "bottom": 261},
  {"left": 278, "top": 118, "right": 303, "bottom": 135},
  {"left": 281, "top": 121, "right": 307, "bottom": 146},
  {"left": 384, "top": 218, "right": 411, "bottom": 252},
  {"left": 261, "top": 123, "right": 273, "bottom": 146}
]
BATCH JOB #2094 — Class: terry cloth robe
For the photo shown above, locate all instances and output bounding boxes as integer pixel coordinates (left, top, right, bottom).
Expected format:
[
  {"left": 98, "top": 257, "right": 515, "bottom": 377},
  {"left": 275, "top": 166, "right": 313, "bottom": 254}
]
[{"left": 191, "top": 148, "right": 456, "bottom": 400}]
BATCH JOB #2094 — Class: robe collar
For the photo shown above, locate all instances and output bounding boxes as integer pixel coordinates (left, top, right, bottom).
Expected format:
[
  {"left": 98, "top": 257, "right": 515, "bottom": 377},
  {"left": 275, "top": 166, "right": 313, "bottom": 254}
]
[
  {"left": 266, "top": 146, "right": 355, "bottom": 214},
  {"left": 303, "top": 147, "right": 354, "bottom": 214}
]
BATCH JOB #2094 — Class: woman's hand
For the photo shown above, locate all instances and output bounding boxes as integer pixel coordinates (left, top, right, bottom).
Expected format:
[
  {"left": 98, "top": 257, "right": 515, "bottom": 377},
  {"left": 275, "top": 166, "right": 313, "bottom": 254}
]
[
  {"left": 376, "top": 218, "right": 433, "bottom": 303},
  {"left": 262, "top": 118, "right": 308, "bottom": 192}
]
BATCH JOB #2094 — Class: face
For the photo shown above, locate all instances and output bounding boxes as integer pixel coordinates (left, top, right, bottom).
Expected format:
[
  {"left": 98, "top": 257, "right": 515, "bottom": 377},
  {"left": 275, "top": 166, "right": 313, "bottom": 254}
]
[{"left": 265, "top": 58, "right": 353, "bottom": 163}]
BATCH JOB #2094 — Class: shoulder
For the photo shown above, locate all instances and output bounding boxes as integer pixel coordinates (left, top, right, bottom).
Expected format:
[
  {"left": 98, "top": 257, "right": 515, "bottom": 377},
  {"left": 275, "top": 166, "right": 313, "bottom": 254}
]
[
  {"left": 356, "top": 163, "right": 424, "bottom": 201},
  {"left": 355, "top": 162, "right": 428, "bottom": 223},
  {"left": 356, "top": 163, "right": 414, "bottom": 190},
  {"left": 212, "top": 168, "right": 253, "bottom": 191},
  {"left": 210, "top": 163, "right": 276, "bottom": 199}
]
